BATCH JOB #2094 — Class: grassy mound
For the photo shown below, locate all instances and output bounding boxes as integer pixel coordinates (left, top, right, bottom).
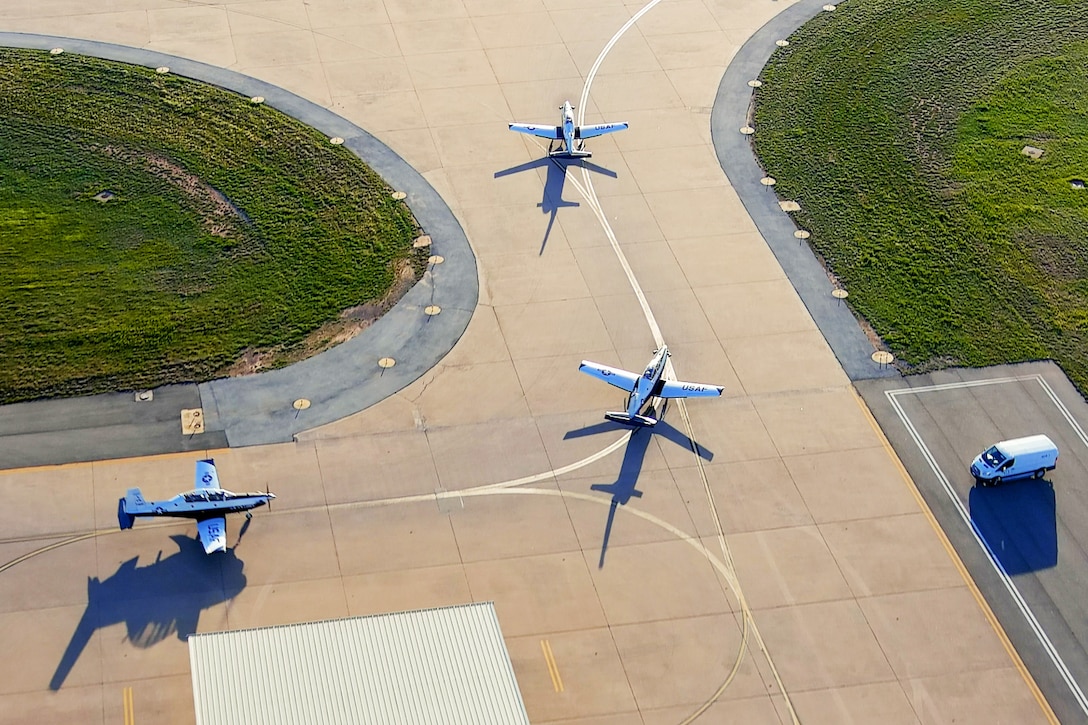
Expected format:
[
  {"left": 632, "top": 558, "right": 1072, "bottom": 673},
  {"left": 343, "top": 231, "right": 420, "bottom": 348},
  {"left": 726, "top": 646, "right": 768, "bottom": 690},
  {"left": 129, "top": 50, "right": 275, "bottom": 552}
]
[
  {"left": 0, "top": 49, "right": 425, "bottom": 402},
  {"left": 752, "top": 0, "right": 1088, "bottom": 388}
]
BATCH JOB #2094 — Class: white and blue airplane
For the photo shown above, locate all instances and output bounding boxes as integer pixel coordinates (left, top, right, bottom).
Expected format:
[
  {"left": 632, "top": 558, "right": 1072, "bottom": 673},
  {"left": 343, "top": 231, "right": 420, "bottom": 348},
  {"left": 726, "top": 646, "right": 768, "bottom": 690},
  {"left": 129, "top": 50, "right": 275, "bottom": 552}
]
[
  {"left": 579, "top": 346, "right": 724, "bottom": 426},
  {"left": 118, "top": 459, "right": 274, "bottom": 554},
  {"left": 509, "top": 100, "right": 628, "bottom": 158}
]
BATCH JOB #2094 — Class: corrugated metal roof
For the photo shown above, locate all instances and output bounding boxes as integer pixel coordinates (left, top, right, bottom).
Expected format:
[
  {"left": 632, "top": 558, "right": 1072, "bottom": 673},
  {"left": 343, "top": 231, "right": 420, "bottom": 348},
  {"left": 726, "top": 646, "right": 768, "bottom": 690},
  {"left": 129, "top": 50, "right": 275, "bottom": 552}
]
[{"left": 188, "top": 602, "right": 529, "bottom": 725}]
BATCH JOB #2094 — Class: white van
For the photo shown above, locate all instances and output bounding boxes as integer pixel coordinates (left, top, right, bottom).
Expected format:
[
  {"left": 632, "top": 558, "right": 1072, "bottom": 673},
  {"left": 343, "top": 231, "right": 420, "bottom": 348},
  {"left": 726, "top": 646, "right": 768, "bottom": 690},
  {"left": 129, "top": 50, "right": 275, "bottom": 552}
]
[{"left": 970, "top": 434, "right": 1058, "bottom": 486}]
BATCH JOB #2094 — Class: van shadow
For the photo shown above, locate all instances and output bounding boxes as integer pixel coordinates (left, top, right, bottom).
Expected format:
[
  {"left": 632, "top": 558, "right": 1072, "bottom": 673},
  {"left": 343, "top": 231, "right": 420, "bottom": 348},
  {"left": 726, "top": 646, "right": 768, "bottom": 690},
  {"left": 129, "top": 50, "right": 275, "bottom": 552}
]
[
  {"left": 566, "top": 410, "right": 713, "bottom": 568},
  {"left": 494, "top": 156, "right": 617, "bottom": 254},
  {"left": 969, "top": 480, "right": 1057, "bottom": 575},
  {"left": 50, "top": 534, "right": 246, "bottom": 690}
]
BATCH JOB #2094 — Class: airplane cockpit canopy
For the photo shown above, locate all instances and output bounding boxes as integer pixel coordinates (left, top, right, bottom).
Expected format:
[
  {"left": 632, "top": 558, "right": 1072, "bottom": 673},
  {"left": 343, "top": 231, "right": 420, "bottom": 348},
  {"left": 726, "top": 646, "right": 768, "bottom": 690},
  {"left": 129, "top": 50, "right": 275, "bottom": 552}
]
[{"left": 179, "top": 490, "right": 229, "bottom": 503}]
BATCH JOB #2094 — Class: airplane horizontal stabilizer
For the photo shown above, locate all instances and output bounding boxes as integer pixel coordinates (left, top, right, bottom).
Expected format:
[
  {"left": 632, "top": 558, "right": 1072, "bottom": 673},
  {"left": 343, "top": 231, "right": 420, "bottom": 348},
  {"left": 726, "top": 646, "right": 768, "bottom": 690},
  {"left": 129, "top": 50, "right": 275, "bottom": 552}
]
[{"left": 605, "top": 412, "right": 658, "bottom": 427}]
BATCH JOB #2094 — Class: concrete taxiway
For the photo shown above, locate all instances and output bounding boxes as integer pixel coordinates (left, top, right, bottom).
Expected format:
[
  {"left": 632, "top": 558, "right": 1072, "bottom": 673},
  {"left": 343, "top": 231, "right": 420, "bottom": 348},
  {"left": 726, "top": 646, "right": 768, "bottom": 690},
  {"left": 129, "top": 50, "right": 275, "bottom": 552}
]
[{"left": 0, "top": 0, "right": 1063, "bottom": 723}]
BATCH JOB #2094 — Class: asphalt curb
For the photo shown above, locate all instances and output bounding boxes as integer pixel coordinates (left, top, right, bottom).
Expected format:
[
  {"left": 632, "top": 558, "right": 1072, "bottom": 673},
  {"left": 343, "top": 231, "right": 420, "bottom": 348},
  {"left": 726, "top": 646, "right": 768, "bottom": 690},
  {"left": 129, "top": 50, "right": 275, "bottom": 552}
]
[{"left": 709, "top": 0, "right": 897, "bottom": 382}]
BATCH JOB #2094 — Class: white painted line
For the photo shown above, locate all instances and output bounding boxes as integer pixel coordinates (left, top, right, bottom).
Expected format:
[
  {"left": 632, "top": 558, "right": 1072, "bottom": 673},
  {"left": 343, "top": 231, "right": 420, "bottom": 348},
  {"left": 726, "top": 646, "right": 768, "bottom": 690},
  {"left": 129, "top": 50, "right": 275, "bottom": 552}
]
[{"left": 886, "top": 375, "right": 1088, "bottom": 716}]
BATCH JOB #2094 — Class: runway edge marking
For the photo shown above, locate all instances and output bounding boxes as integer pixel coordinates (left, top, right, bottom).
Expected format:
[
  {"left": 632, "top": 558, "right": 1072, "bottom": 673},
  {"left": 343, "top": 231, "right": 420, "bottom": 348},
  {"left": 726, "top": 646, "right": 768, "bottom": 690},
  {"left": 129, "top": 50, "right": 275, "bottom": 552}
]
[{"left": 852, "top": 387, "right": 1060, "bottom": 723}]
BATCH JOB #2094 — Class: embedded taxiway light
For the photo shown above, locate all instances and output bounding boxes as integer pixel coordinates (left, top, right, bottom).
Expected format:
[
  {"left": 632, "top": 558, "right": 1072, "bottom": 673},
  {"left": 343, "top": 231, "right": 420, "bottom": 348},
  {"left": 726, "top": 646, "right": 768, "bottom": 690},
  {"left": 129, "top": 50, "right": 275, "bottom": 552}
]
[
  {"left": 794, "top": 230, "right": 811, "bottom": 240},
  {"left": 428, "top": 255, "right": 444, "bottom": 265},
  {"left": 391, "top": 191, "right": 407, "bottom": 200},
  {"left": 50, "top": 48, "right": 64, "bottom": 56},
  {"left": 155, "top": 66, "right": 170, "bottom": 75},
  {"left": 872, "top": 351, "right": 895, "bottom": 365},
  {"left": 292, "top": 398, "right": 311, "bottom": 411},
  {"left": 378, "top": 357, "right": 396, "bottom": 369},
  {"left": 832, "top": 289, "right": 849, "bottom": 300},
  {"left": 760, "top": 176, "right": 776, "bottom": 187},
  {"left": 181, "top": 408, "right": 205, "bottom": 435},
  {"left": 250, "top": 96, "right": 265, "bottom": 105},
  {"left": 412, "top": 235, "right": 432, "bottom": 249},
  {"left": 748, "top": 80, "right": 763, "bottom": 88},
  {"left": 823, "top": 4, "right": 837, "bottom": 10},
  {"left": 740, "top": 126, "right": 755, "bottom": 135},
  {"left": 424, "top": 305, "right": 441, "bottom": 316},
  {"left": 135, "top": 390, "right": 153, "bottom": 402},
  {"left": 776, "top": 40, "right": 790, "bottom": 47},
  {"left": 329, "top": 136, "right": 344, "bottom": 145}
]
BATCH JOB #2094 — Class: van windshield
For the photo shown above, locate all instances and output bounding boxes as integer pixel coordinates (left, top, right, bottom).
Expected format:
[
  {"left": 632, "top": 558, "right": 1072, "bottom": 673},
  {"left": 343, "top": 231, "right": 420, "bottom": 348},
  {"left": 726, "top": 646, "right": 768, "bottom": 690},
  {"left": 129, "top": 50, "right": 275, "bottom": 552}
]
[{"left": 982, "top": 446, "right": 1006, "bottom": 467}]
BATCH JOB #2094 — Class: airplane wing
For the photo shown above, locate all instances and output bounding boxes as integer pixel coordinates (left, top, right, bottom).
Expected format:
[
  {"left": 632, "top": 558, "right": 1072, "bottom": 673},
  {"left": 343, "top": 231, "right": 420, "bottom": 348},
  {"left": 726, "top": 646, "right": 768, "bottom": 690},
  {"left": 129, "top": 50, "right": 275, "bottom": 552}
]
[
  {"left": 658, "top": 380, "right": 725, "bottom": 399},
  {"left": 579, "top": 361, "right": 639, "bottom": 393},
  {"left": 194, "top": 459, "right": 220, "bottom": 490},
  {"left": 509, "top": 123, "right": 562, "bottom": 140},
  {"left": 575, "top": 122, "right": 628, "bottom": 139},
  {"left": 196, "top": 517, "right": 227, "bottom": 554}
]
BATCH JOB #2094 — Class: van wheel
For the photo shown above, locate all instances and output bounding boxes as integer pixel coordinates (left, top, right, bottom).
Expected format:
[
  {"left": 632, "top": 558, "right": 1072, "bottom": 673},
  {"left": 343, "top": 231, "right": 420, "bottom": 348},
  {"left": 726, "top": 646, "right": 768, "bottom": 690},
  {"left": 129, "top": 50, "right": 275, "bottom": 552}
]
[{"left": 1034, "top": 469, "right": 1045, "bottom": 479}]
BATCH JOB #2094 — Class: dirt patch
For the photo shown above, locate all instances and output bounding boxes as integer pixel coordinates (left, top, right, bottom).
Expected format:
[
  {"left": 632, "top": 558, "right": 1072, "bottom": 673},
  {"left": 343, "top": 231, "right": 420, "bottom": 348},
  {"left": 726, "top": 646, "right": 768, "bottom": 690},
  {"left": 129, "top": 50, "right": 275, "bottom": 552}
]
[
  {"left": 94, "top": 145, "right": 251, "bottom": 239},
  {"left": 220, "top": 259, "right": 421, "bottom": 377}
]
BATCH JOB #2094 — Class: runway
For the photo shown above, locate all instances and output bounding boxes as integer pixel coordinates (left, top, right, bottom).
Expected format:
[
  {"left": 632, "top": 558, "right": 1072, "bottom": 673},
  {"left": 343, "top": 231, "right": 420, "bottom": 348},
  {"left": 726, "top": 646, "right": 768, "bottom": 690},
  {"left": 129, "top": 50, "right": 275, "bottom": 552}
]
[{"left": 0, "top": 0, "right": 1061, "bottom": 723}]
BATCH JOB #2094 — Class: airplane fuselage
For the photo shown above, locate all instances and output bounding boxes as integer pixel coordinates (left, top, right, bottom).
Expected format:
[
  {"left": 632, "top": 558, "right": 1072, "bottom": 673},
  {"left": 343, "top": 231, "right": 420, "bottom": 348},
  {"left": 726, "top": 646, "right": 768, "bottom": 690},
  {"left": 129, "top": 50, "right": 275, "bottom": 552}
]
[
  {"left": 123, "top": 489, "right": 272, "bottom": 521},
  {"left": 561, "top": 101, "right": 578, "bottom": 155},
  {"left": 625, "top": 346, "right": 670, "bottom": 418}
]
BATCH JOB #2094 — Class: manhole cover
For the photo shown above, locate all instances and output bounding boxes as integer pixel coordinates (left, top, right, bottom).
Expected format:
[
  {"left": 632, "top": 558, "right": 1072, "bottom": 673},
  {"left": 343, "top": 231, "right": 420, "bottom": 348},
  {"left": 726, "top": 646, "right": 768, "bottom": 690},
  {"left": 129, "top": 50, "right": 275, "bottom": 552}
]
[{"left": 135, "top": 390, "right": 153, "bottom": 402}]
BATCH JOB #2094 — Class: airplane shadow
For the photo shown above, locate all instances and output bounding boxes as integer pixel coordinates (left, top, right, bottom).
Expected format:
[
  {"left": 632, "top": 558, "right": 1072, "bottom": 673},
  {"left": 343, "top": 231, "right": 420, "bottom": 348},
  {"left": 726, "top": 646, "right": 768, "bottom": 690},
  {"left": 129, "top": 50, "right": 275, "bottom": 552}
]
[
  {"left": 969, "top": 479, "right": 1057, "bottom": 576},
  {"left": 494, "top": 156, "right": 617, "bottom": 255},
  {"left": 567, "top": 406, "right": 714, "bottom": 568},
  {"left": 50, "top": 534, "right": 246, "bottom": 691}
]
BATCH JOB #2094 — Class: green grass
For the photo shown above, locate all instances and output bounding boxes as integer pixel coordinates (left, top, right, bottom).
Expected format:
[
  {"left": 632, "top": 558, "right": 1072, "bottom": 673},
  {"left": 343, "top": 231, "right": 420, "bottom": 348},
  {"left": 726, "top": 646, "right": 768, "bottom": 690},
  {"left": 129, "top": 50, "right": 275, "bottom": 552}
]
[
  {"left": 752, "top": 0, "right": 1088, "bottom": 389},
  {"left": 0, "top": 49, "right": 425, "bottom": 402}
]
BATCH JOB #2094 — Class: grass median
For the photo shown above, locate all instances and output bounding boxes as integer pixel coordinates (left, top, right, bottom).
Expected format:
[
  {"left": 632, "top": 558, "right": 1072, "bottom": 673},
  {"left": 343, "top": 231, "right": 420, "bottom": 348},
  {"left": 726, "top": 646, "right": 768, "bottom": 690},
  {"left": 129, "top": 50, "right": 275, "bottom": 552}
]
[
  {"left": 753, "top": 0, "right": 1088, "bottom": 389},
  {"left": 0, "top": 49, "right": 425, "bottom": 402}
]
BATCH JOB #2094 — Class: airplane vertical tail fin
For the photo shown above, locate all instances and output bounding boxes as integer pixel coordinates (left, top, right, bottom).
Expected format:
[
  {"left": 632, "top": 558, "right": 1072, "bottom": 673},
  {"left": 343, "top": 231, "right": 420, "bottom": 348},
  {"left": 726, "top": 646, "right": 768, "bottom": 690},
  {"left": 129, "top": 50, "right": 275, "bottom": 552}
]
[{"left": 118, "top": 498, "right": 135, "bottom": 530}]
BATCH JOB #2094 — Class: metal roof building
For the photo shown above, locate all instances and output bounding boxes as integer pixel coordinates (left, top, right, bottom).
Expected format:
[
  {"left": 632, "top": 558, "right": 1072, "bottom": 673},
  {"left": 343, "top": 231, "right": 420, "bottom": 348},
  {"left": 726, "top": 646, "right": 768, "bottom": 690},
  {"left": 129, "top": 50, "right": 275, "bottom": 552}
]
[{"left": 188, "top": 602, "right": 530, "bottom": 725}]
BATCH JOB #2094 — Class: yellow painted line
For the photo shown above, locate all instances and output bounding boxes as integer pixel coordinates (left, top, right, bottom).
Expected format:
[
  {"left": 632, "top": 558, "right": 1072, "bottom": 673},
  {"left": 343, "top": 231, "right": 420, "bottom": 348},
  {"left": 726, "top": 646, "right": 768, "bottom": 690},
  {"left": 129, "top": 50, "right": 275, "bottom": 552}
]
[
  {"left": 852, "top": 388, "right": 1059, "bottom": 724},
  {"left": 122, "top": 686, "right": 134, "bottom": 725},
  {"left": 540, "top": 639, "right": 563, "bottom": 693}
]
